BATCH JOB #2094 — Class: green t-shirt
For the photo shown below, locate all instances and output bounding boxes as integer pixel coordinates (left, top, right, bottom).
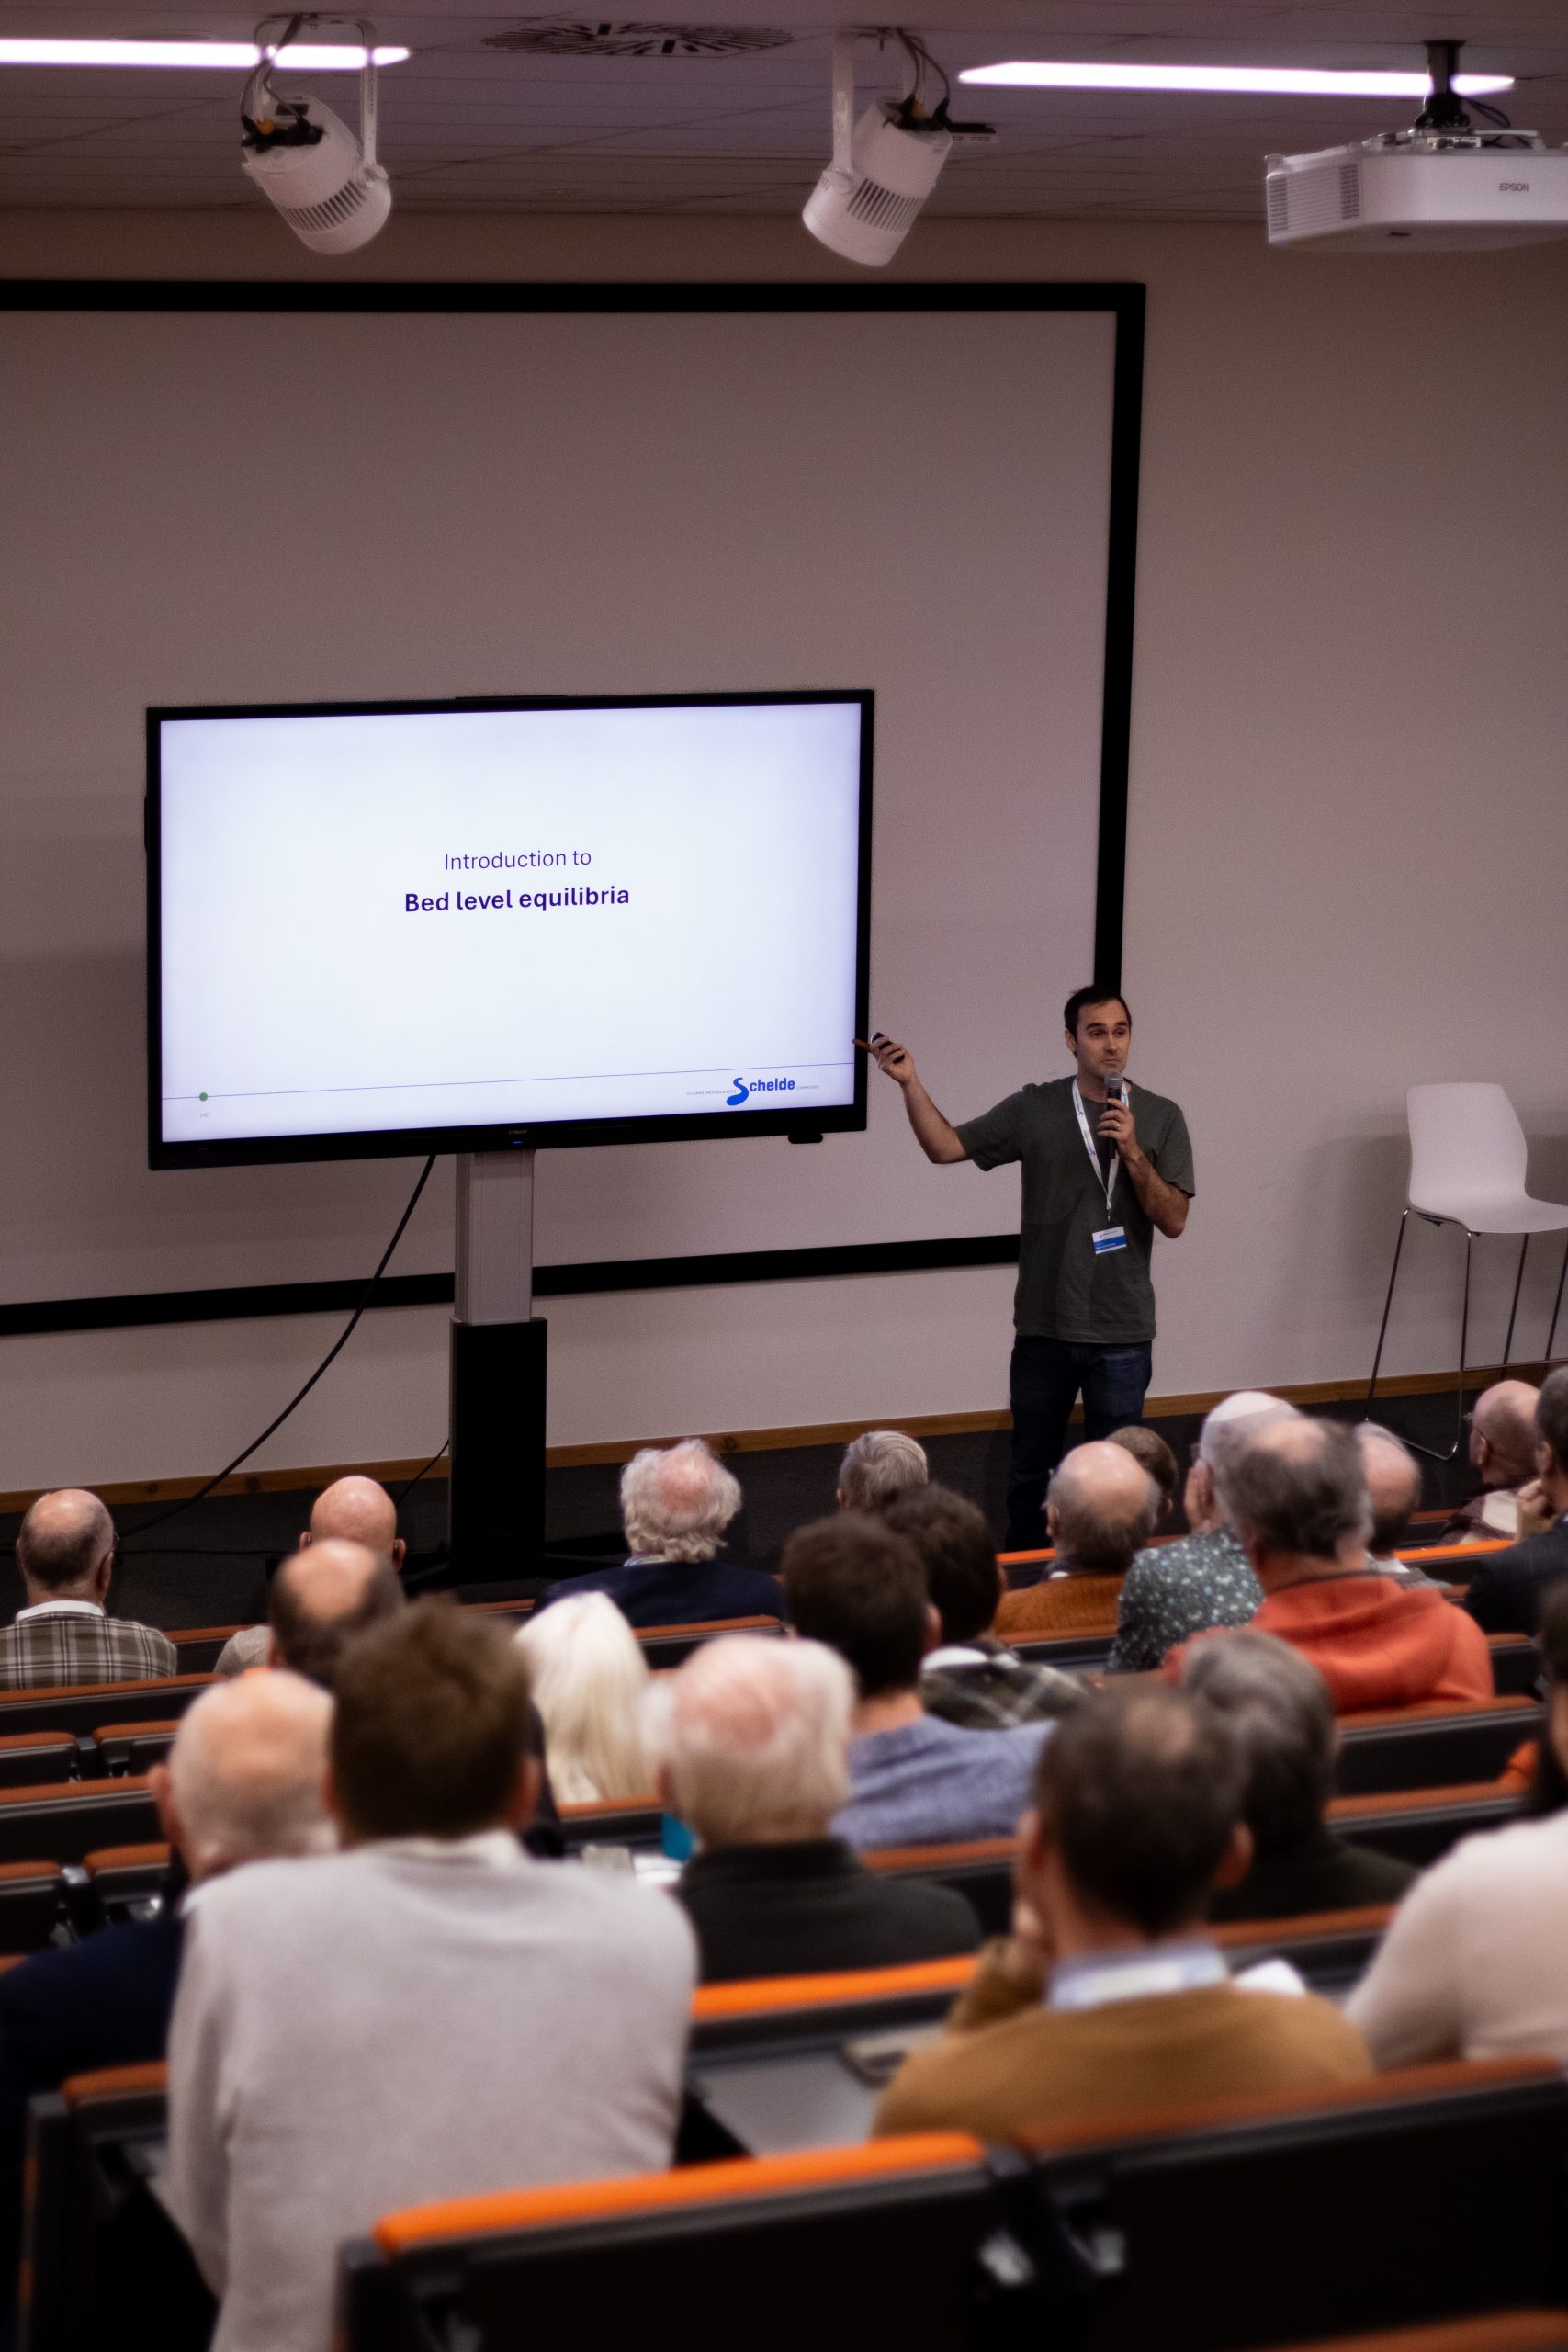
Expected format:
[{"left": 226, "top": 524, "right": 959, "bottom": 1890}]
[{"left": 954, "top": 1076, "right": 1194, "bottom": 1342}]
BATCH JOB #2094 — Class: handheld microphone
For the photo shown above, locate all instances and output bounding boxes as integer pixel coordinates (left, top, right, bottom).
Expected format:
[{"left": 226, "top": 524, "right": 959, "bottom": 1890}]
[{"left": 1104, "top": 1073, "right": 1124, "bottom": 1106}]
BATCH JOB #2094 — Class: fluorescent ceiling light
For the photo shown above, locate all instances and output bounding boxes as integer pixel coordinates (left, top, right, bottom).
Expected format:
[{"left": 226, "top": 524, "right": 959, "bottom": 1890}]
[
  {"left": 0, "top": 39, "right": 409, "bottom": 70},
  {"left": 959, "top": 62, "right": 1513, "bottom": 98}
]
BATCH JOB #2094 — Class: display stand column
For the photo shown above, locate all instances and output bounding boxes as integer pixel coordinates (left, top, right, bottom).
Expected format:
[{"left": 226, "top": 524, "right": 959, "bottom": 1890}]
[{"left": 448, "top": 1150, "right": 547, "bottom": 1582}]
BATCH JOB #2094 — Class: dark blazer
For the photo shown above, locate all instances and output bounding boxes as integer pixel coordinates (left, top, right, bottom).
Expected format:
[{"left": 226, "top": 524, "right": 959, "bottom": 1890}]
[
  {"left": 1209, "top": 1825, "right": 1416, "bottom": 1925},
  {"left": 1464, "top": 1518, "right": 1568, "bottom": 1634},
  {"left": 537, "top": 1556, "right": 785, "bottom": 1631},
  {"left": 0, "top": 1911, "right": 185, "bottom": 2274},
  {"left": 675, "top": 1838, "right": 982, "bottom": 1984}
]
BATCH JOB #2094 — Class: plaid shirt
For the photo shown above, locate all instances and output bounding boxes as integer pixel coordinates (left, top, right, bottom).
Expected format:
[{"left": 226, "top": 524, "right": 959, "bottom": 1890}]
[
  {"left": 0, "top": 1603, "right": 178, "bottom": 1691},
  {"left": 920, "top": 1636, "right": 1087, "bottom": 1731}
]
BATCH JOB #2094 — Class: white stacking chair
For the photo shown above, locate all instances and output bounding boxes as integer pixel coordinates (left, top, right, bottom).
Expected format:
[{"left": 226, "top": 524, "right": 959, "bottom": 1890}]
[{"left": 1365, "top": 1082, "right": 1568, "bottom": 1459}]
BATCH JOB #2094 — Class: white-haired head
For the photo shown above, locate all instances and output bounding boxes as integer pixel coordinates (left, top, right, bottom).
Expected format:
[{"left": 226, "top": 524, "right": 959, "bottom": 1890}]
[
  {"left": 160, "top": 1669, "right": 335, "bottom": 1882},
  {"left": 1190, "top": 1391, "right": 1302, "bottom": 1532},
  {"left": 514, "top": 1592, "right": 651, "bottom": 1804},
  {"left": 643, "top": 1634, "right": 853, "bottom": 1846},
  {"left": 836, "top": 1429, "right": 929, "bottom": 1513},
  {"left": 620, "top": 1438, "right": 741, "bottom": 1565}
]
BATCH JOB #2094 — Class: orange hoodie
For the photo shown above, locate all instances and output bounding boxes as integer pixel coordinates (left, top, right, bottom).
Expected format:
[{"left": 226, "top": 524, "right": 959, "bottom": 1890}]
[{"left": 1168, "top": 1573, "right": 1495, "bottom": 1713}]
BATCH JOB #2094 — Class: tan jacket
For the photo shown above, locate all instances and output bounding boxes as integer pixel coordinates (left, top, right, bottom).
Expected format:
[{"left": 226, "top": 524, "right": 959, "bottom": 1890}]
[{"left": 874, "top": 1942, "right": 1371, "bottom": 2142}]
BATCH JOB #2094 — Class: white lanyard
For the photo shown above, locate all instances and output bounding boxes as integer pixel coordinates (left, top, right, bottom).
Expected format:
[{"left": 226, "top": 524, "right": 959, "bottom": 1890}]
[{"left": 1071, "top": 1079, "right": 1126, "bottom": 1216}]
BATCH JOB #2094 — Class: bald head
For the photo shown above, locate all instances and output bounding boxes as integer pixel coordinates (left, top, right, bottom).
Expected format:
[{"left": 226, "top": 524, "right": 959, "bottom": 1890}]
[
  {"left": 15, "top": 1487, "right": 116, "bottom": 1600},
  {"left": 1471, "top": 1380, "right": 1540, "bottom": 1487},
  {"left": 1358, "top": 1426, "right": 1423, "bottom": 1554},
  {"left": 268, "top": 1538, "right": 405, "bottom": 1690},
  {"left": 1047, "top": 1441, "right": 1160, "bottom": 1575},
  {"left": 159, "top": 1668, "right": 333, "bottom": 1881},
  {"left": 307, "top": 1476, "right": 403, "bottom": 1567}
]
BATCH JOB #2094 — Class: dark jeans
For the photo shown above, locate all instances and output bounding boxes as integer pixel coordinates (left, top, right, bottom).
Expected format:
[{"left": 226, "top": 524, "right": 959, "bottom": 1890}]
[{"left": 1005, "top": 1333, "right": 1154, "bottom": 1553}]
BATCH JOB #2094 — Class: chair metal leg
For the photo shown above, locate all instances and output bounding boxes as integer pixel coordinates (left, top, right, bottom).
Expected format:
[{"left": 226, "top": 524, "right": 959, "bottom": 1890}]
[
  {"left": 1388, "top": 1217, "right": 1472, "bottom": 1464},
  {"left": 1547, "top": 1238, "right": 1568, "bottom": 1366},
  {"left": 1503, "top": 1234, "right": 1529, "bottom": 1365},
  {"left": 1363, "top": 1210, "right": 1410, "bottom": 1422}
]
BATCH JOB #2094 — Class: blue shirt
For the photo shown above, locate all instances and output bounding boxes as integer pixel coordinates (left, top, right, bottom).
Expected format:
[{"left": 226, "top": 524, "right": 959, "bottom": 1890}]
[{"left": 832, "top": 1713, "right": 1049, "bottom": 1852}]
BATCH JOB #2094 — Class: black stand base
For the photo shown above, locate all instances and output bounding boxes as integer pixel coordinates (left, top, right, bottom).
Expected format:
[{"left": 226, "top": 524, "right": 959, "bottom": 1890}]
[{"left": 448, "top": 1316, "right": 547, "bottom": 1583}]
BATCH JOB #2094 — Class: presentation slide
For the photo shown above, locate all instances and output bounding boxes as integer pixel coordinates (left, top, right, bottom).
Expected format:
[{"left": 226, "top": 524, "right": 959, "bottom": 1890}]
[{"left": 154, "top": 698, "right": 865, "bottom": 1148}]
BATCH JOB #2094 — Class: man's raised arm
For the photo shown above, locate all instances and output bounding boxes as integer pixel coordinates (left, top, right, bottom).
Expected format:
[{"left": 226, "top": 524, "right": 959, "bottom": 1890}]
[{"left": 869, "top": 1035, "right": 968, "bottom": 1165}]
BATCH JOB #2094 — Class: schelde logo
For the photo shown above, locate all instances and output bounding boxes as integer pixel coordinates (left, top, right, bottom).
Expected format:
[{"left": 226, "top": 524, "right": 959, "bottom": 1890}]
[{"left": 726, "top": 1076, "right": 797, "bottom": 1106}]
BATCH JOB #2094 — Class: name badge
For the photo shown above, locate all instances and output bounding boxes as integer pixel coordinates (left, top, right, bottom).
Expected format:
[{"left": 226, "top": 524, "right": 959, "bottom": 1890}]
[{"left": 1092, "top": 1225, "right": 1128, "bottom": 1256}]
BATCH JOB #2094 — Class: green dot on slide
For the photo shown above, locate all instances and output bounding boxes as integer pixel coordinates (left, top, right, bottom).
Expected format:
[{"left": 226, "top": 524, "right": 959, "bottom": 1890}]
[{"left": 199, "top": 1091, "right": 208, "bottom": 1101}]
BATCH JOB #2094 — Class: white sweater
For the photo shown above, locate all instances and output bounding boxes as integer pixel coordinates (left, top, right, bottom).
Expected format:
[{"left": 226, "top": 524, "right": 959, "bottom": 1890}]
[
  {"left": 167, "top": 1837, "right": 696, "bottom": 2352},
  {"left": 1346, "top": 1809, "right": 1568, "bottom": 2067}
]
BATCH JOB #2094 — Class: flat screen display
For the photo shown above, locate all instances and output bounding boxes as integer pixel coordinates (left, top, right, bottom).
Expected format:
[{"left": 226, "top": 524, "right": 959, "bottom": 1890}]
[{"left": 148, "top": 692, "right": 871, "bottom": 1168}]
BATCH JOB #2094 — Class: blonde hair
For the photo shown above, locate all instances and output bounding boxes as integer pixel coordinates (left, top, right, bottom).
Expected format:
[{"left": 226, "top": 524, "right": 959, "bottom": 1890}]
[
  {"left": 643, "top": 1634, "right": 852, "bottom": 1846},
  {"left": 514, "top": 1593, "right": 651, "bottom": 1804}
]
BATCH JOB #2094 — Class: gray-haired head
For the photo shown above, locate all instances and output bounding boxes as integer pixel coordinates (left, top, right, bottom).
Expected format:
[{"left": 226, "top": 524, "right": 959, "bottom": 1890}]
[
  {"left": 1470, "top": 1379, "right": 1540, "bottom": 1485},
  {"left": 644, "top": 1633, "right": 853, "bottom": 1845},
  {"left": 1224, "top": 1417, "right": 1371, "bottom": 1566},
  {"left": 164, "top": 1668, "right": 335, "bottom": 1881},
  {"left": 1197, "top": 1392, "right": 1301, "bottom": 1524},
  {"left": 621, "top": 1438, "right": 742, "bottom": 1565},
  {"left": 15, "top": 1488, "right": 117, "bottom": 1600},
  {"left": 1179, "top": 1630, "right": 1335, "bottom": 1858},
  {"left": 837, "top": 1429, "right": 930, "bottom": 1513},
  {"left": 1358, "top": 1424, "right": 1423, "bottom": 1555},
  {"left": 1047, "top": 1440, "right": 1160, "bottom": 1574}
]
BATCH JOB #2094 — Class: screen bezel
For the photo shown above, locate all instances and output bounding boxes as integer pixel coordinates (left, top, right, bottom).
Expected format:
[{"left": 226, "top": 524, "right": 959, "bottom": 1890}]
[{"left": 146, "top": 686, "right": 873, "bottom": 1170}]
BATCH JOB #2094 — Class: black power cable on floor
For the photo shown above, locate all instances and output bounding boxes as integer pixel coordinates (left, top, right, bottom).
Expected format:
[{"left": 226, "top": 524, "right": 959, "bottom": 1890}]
[{"left": 119, "top": 1155, "right": 438, "bottom": 1552}]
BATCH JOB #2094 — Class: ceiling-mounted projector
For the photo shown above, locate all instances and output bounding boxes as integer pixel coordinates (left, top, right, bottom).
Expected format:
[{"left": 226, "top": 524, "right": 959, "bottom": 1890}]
[
  {"left": 241, "top": 9, "right": 391, "bottom": 254},
  {"left": 803, "top": 30, "right": 990, "bottom": 267},
  {"left": 1268, "top": 38, "right": 1568, "bottom": 251}
]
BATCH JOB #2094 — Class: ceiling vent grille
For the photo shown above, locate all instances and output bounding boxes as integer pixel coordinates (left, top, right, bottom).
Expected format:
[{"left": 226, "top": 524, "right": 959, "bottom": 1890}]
[{"left": 484, "top": 21, "right": 793, "bottom": 58}]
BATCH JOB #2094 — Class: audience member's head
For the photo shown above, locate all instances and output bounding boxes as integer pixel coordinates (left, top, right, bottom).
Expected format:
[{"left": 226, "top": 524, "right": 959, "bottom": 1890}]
[
  {"left": 1046, "top": 1441, "right": 1159, "bottom": 1574},
  {"left": 782, "top": 1514, "right": 931, "bottom": 1702},
  {"left": 514, "top": 1592, "right": 650, "bottom": 1804},
  {"left": 882, "top": 1483, "right": 1001, "bottom": 1645},
  {"left": 620, "top": 1438, "right": 741, "bottom": 1565},
  {"left": 1469, "top": 1380, "right": 1541, "bottom": 1490},
  {"left": 646, "top": 1633, "right": 853, "bottom": 1846},
  {"left": 1187, "top": 1391, "right": 1300, "bottom": 1534},
  {"left": 1224, "top": 1418, "right": 1371, "bottom": 1580},
  {"left": 329, "top": 1599, "right": 540, "bottom": 1845},
  {"left": 1107, "top": 1424, "right": 1179, "bottom": 1523},
  {"left": 1358, "top": 1425, "right": 1423, "bottom": 1556},
  {"left": 303, "top": 1474, "right": 406, "bottom": 1570},
  {"left": 153, "top": 1669, "right": 335, "bottom": 1883},
  {"left": 1179, "top": 1631, "right": 1335, "bottom": 1862},
  {"left": 1025, "top": 1685, "right": 1247, "bottom": 1942},
  {"left": 836, "top": 1428, "right": 930, "bottom": 1513},
  {"left": 1534, "top": 1369, "right": 1568, "bottom": 1505},
  {"left": 15, "top": 1487, "right": 116, "bottom": 1605},
  {"left": 267, "top": 1538, "right": 405, "bottom": 1690}
]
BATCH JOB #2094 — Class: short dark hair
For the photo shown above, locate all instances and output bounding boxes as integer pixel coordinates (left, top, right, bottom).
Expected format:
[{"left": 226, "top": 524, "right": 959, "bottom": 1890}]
[
  {"left": 1538, "top": 1369, "right": 1568, "bottom": 1479},
  {"left": 883, "top": 1484, "right": 998, "bottom": 1645},
  {"left": 781, "top": 1515, "right": 927, "bottom": 1699},
  {"left": 268, "top": 1552, "right": 406, "bottom": 1691},
  {"left": 1063, "top": 986, "right": 1131, "bottom": 1037},
  {"left": 1036, "top": 1686, "right": 1246, "bottom": 1937},
  {"left": 1224, "top": 1419, "right": 1369, "bottom": 1560},
  {"left": 1107, "top": 1423, "right": 1179, "bottom": 1507},
  {"left": 331, "top": 1600, "right": 539, "bottom": 1841},
  {"left": 1179, "top": 1632, "right": 1334, "bottom": 1857}
]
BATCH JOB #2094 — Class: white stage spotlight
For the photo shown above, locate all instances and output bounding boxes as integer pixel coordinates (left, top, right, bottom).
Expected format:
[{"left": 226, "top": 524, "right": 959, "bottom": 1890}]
[
  {"left": 241, "top": 12, "right": 391, "bottom": 254},
  {"left": 804, "top": 32, "right": 987, "bottom": 267}
]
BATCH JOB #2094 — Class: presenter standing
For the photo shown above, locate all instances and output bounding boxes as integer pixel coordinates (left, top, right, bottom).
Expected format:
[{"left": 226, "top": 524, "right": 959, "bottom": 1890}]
[{"left": 870, "top": 988, "right": 1193, "bottom": 1552}]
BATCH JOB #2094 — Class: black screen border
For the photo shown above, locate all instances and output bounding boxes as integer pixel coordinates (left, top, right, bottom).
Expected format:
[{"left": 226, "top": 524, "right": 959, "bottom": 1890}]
[{"left": 146, "top": 686, "right": 874, "bottom": 1170}]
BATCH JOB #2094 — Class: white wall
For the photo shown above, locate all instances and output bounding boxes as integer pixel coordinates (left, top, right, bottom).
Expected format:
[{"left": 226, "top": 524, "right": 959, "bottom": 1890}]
[{"left": 3, "top": 207, "right": 1567, "bottom": 1489}]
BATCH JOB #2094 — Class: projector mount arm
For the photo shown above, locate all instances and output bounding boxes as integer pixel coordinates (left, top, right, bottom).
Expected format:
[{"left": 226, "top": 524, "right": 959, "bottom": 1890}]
[
  {"left": 1413, "top": 40, "right": 1472, "bottom": 137},
  {"left": 242, "top": 10, "right": 379, "bottom": 168}
]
